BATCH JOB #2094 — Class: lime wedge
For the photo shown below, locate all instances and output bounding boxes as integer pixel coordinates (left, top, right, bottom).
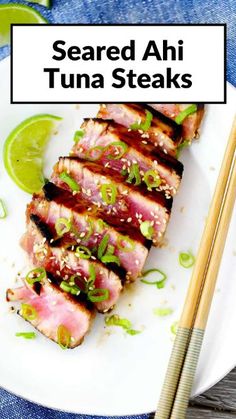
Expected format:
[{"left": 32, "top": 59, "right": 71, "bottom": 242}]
[
  {"left": 0, "top": 4, "right": 47, "bottom": 47},
  {"left": 4, "top": 114, "right": 62, "bottom": 194},
  {"left": 26, "top": 0, "right": 51, "bottom": 8}
]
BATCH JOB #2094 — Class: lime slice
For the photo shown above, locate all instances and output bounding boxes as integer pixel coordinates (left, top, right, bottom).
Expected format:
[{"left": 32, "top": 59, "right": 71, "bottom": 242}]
[
  {"left": 0, "top": 4, "right": 47, "bottom": 47},
  {"left": 4, "top": 114, "right": 62, "bottom": 194},
  {"left": 26, "top": 0, "right": 51, "bottom": 8}
]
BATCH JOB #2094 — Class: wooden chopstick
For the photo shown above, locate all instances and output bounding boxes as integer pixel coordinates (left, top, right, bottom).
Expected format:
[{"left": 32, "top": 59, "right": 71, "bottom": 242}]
[{"left": 155, "top": 116, "right": 236, "bottom": 419}]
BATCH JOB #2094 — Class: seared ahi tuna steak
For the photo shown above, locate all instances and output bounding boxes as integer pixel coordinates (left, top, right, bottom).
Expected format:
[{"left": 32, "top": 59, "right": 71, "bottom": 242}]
[
  {"left": 98, "top": 103, "right": 182, "bottom": 156},
  {"left": 51, "top": 157, "right": 172, "bottom": 245},
  {"left": 21, "top": 219, "right": 123, "bottom": 312},
  {"left": 7, "top": 278, "right": 93, "bottom": 348},
  {"left": 27, "top": 184, "right": 148, "bottom": 280},
  {"left": 72, "top": 118, "right": 183, "bottom": 196},
  {"left": 148, "top": 104, "right": 204, "bottom": 141}
]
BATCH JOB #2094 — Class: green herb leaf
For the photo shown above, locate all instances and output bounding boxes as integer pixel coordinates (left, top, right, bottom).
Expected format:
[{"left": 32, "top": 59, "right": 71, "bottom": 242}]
[
  {"left": 175, "top": 104, "right": 197, "bottom": 125},
  {"left": 15, "top": 332, "right": 36, "bottom": 340},
  {"left": 153, "top": 307, "right": 173, "bottom": 317},
  {"left": 59, "top": 171, "right": 80, "bottom": 192},
  {"left": 130, "top": 110, "right": 153, "bottom": 131},
  {"left": 179, "top": 251, "right": 195, "bottom": 268}
]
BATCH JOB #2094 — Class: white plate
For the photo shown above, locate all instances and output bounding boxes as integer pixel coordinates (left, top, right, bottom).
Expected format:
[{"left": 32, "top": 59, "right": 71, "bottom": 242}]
[{"left": 0, "top": 56, "right": 236, "bottom": 416}]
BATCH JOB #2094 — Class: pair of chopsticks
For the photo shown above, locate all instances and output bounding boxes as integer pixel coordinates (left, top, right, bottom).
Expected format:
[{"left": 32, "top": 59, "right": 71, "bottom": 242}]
[{"left": 155, "top": 116, "right": 236, "bottom": 419}]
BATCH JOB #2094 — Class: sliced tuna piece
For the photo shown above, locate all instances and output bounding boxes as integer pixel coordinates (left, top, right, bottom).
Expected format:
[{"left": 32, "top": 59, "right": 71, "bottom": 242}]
[
  {"left": 72, "top": 118, "right": 183, "bottom": 195},
  {"left": 21, "top": 220, "right": 123, "bottom": 313},
  {"left": 27, "top": 183, "right": 148, "bottom": 280},
  {"left": 97, "top": 103, "right": 181, "bottom": 156},
  {"left": 7, "top": 278, "right": 93, "bottom": 349},
  {"left": 148, "top": 104, "right": 204, "bottom": 141},
  {"left": 51, "top": 157, "right": 172, "bottom": 246}
]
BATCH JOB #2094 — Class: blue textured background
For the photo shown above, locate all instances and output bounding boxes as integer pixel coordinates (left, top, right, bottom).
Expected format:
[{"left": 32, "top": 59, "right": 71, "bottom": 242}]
[{"left": 0, "top": 1, "right": 235, "bottom": 418}]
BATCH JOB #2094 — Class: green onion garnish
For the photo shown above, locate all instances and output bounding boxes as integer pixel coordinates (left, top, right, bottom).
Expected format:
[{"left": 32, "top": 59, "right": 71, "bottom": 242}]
[
  {"left": 175, "top": 104, "right": 197, "bottom": 125},
  {"left": 73, "top": 130, "right": 84, "bottom": 143},
  {"left": 60, "top": 281, "right": 81, "bottom": 296},
  {"left": 101, "top": 183, "right": 117, "bottom": 205},
  {"left": 130, "top": 110, "right": 153, "bottom": 132},
  {"left": 105, "top": 314, "right": 132, "bottom": 330},
  {"left": 59, "top": 171, "right": 80, "bottom": 192},
  {"left": 57, "top": 324, "right": 71, "bottom": 349},
  {"left": 171, "top": 321, "right": 178, "bottom": 335},
  {"left": 55, "top": 217, "right": 72, "bottom": 237},
  {"left": 105, "top": 141, "right": 128, "bottom": 160},
  {"left": 126, "top": 329, "right": 141, "bottom": 335},
  {"left": 87, "top": 288, "right": 109, "bottom": 302},
  {"left": 98, "top": 234, "right": 109, "bottom": 259},
  {"left": 179, "top": 251, "right": 195, "bottom": 268},
  {"left": 83, "top": 219, "right": 94, "bottom": 241},
  {"left": 143, "top": 170, "right": 161, "bottom": 191},
  {"left": 26, "top": 267, "right": 46, "bottom": 285},
  {"left": 15, "top": 332, "right": 36, "bottom": 340},
  {"left": 141, "top": 268, "right": 167, "bottom": 289},
  {"left": 121, "top": 168, "right": 128, "bottom": 176},
  {"left": 75, "top": 245, "right": 91, "bottom": 259},
  {"left": 153, "top": 307, "right": 173, "bottom": 317},
  {"left": 101, "top": 254, "right": 120, "bottom": 266},
  {"left": 107, "top": 244, "right": 115, "bottom": 255},
  {"left": 21, "top": 303, "right": 37, "bottom": 321},
  {"left": 126, "top": 163, "right": 141, "bottom": 186},
  {"left": 97, "top": 218, "right": 108, "bottom": 232},
  {"left": 176, "top": 140, "right": 190, "bottom": 158},
  {"left": 86, "top": 264, "right": 96, "bottom": 292},
  {"left": 140, "top": 221, "right": 154, "bottom": 240},
  {"left": 86, "top": 145, "right": 105, "bottom": 161},
  {"left": 117, "top": 235, "right": 135, "bottom": 253},
  {"left": 0, "top": 199, "right": 7, "bottom": 219}
]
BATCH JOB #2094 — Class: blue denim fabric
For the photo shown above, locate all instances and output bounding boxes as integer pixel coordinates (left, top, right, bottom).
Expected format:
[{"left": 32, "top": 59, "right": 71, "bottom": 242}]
[{"left": 0, "top": 1, "right": 235, "bottom": 418}]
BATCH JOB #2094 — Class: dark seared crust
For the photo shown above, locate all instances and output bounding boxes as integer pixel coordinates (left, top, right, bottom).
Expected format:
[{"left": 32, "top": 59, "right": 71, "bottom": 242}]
[
  {"left": 140, "top": 102, "right": 182, "bottom": 138},
  {"left": 65, "top": 157, "right": 173, "bottom": 212},
  {"left": 30, "top": 214, "right": 53, "bottom": 242},
  {"left": 83, "top": 118, "right": 184, "bottom": 177},
  {"left": 43, "top": 182, "right": 150, "bottom": 247}
]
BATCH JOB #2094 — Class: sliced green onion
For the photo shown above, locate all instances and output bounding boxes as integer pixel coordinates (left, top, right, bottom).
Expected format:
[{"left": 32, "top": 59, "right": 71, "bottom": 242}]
[
  {"left": 84, "top": 219, "right": 94, "bottom": 241},
  {"left": 117, "top": 235, "right": 135, "bottom": 253},
  {"left": 126, "top": 329, "right": 141, "bottom": 335},
  {"left": 55, "top": 217, "right": 72, "bottom": 237},
  {"left": 59, "top": 171, "right": 80, "bottom": 192},
  {"left": 15, "top": 332, "right": 36, "bottom": 340},
  {"left": 176, "top": 140, "right": 190, "bottom": 158},
  {"left": 140, "top": 221, "right": 154, "bottom": 240},
  {"left": 75, "top": 245, "right": 91, "bottom": 259},
  {"left": 171, "top": 321, "right": 178, "bottom": 335},
  {"left": 21, "top": 303, "right": 37, "bottom": 321},
  {"left": 86, "top": 145, "right": 105, "bottom": 161},
  {"left": 179, "top": 251, "right": 195, "bottom": 268},
  {"left": 57, "top": 324, "right": 71, "bottom": 349},
  {"left": 143, "top": 170, "right": 161, "bottom": 190},
  {"left": 101, "top": 254, "right": 120, "bottom": 266},
  {"left": 107, "top": 244, "right": 115, "bottom": 255},
  {"left": 98, "top": 234, "right": 109, "bottom": 259},
  {"left": 60, "top": 281, "right": 72, "bottom": 293},
  {"left": 105, "top": 141, "right": 128, "bottom": 160},
  {"left": 70, "top": 285, "right": 81, "bottom": 296},
  {"left": 141, "top": 268, "right": 167, "bottom": 289},
  {"left": 101, "top": 183, "right": 117, "bottom": 205},
  {"left": 126, "top": 163, "right": 141, "bottom": 186},
  {"left": 86, "top": 264, "right": 96, "bottom": 292},
  {"left": 97, "top": 218, "right": 109, "bottom": 232},
  {"left": 87, "top": 288, "right": 109, "bottom": 302},
  {"left": 175, "top": 104, "right": 197, "bottom": 125},
  {"left": 26, "top": 267, "right": 46, "bottom": 285},
  {"left": 121, "top": 168, "right": 128, "bottom": 176},
  {"left": 73, "top": 130, "right": 84, "bottom": 143},
  {"left": 0, "top": 199, "right": 7, "bottom": 219},
  {"left": 105, "top": 314, "right": 132, "bottom": 330},
  {"left": 153, "top": 307, "right": 173, "bottom": 317},
  {"left": 130, "top": 110, "right": 153, "bottom": 132}
]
